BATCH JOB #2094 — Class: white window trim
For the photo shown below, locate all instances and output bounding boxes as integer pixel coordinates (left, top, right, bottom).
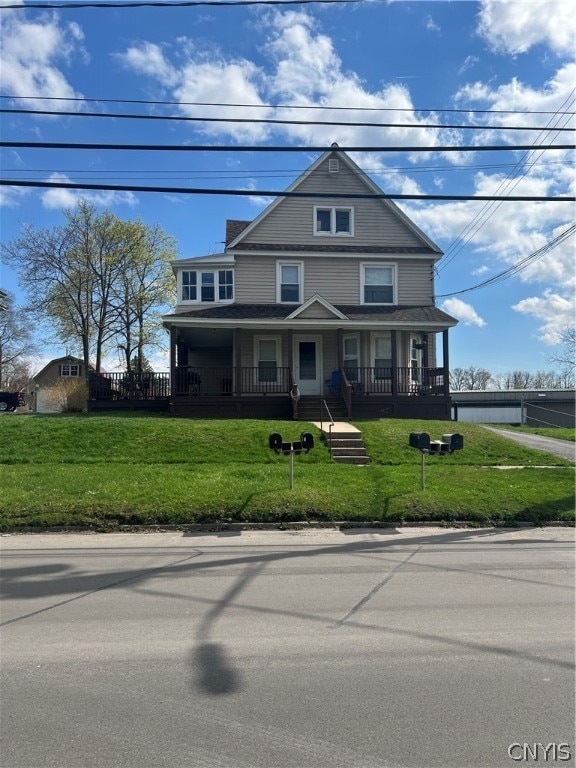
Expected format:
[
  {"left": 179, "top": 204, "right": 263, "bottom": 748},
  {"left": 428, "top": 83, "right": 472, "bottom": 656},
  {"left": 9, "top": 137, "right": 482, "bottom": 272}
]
[
  {"left": 313, "top": 206, "right": 354, "bottom": 237},
  {"left": 360, "top": 262, "right": 397, "bottom": 305},
  {"left": 61, "top": 364, "right": 80, "bottom": 377},
  {"left": 276, "top": 261, "right": 304, "bottom": 304},
  {"left": 178, "top": 268, "right": 234, "bottom": 305},
  {"left": 254, "top": 335, "right": 282, "bottom": 384}
]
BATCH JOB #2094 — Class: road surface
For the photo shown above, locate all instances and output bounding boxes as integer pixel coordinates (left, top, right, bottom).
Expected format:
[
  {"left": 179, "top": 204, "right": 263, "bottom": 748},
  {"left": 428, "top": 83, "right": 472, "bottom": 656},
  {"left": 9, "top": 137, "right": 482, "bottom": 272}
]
[{"left": 1, "top": 527, "right": 574, "bottom": 768}]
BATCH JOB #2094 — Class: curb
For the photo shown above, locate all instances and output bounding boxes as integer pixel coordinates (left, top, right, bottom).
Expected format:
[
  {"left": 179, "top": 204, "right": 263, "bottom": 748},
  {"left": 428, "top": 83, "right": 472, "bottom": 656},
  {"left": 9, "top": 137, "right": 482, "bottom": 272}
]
[{"left": 1, "top": 520, "right": 573, "bottom": 534}]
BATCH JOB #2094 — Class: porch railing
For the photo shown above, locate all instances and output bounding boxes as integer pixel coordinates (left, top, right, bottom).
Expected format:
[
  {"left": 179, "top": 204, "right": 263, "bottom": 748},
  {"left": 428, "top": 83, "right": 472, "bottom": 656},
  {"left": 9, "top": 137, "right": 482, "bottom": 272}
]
[
  {"left": 89, "top": 371, "right": 170, "bottom": 400},
  {"left": 175, "top": 366, "right": 292, "bottom": 396},
  {"left": 345, "top": 367, "right": 446, "bottom": 396}
]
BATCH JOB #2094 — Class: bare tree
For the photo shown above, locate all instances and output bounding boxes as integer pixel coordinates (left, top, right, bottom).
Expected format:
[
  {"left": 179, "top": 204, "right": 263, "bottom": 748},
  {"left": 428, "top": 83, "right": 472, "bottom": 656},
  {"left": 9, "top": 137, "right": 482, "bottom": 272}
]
[
  {"left": 0, "top": 292, "right": 35, "bottom": 389},
  {"left": 2, "top": 201, "right": 177, "bottom": 374},
  {"left": 548, "top": 326, "right": 575, "bottom": 381}
]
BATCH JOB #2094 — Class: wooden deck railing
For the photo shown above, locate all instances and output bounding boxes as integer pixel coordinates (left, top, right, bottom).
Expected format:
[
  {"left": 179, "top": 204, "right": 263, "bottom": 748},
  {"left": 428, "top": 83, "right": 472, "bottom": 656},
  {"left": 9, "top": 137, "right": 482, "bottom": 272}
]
[
  {"left": 175, "top": 366, "right": 292, "bottom": 396},
  {"left": 345, "top": 367, "right": 446, "bottom": 396},
  {"left": 89, "top": 371, "right": 170, "bottom": 400}
]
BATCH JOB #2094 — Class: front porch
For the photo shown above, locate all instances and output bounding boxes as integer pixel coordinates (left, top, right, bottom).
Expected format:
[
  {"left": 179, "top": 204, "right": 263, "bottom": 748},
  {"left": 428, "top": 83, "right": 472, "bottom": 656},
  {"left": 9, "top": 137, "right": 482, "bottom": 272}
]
[{"left": 88, "top": 365, "right": 451, "bottom": 419}]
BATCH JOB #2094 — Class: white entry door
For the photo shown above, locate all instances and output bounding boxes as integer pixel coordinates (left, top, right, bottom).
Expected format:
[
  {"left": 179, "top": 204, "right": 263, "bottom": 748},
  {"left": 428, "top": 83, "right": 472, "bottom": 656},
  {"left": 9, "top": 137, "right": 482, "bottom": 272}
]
[{"left": 294, "top": 336, "right": 322, "bottom": 395}]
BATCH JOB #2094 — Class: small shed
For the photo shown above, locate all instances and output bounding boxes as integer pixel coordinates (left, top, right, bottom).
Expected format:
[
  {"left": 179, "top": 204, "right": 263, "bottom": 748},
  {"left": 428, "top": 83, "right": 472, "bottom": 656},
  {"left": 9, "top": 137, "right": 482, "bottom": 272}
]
[{"left": 32, "top": 356, "right": 93, "bottom": 413}]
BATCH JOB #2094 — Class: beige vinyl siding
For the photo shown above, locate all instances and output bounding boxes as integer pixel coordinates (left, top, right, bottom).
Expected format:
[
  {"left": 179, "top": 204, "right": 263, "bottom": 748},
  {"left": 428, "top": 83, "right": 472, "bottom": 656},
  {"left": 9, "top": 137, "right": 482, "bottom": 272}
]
[
  {"left": 238, "top": 159, "right": 426, "bottom": 249},
  {"left": 397, "top": 260, "right": 435, "bottom": 305},
  {"left": 234, "top": 256, "right": 277, "bottom": 303},
  {"left": 235, "top": 255, "right": 436, "bottom": 306}
]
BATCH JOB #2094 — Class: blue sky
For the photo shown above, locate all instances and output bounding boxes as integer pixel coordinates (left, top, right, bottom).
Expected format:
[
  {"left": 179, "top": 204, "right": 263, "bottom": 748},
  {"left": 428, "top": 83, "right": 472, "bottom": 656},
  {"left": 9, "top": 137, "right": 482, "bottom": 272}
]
[{"left": 1, "top": 0, "right": 574, "bottom": 375}]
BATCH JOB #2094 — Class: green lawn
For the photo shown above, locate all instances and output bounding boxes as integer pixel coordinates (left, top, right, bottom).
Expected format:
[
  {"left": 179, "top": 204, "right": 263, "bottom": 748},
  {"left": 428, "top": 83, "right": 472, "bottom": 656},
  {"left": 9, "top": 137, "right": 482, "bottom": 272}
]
[{"left": 0, "top": 413, "right": 573, "bottom": 530}]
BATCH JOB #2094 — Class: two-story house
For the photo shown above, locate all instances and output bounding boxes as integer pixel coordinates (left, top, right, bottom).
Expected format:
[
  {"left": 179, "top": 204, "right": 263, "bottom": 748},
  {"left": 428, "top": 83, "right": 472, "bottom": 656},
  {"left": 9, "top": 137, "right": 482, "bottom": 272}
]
[{"left": 162, "top": 146, "right": 457, "bottom": 420}]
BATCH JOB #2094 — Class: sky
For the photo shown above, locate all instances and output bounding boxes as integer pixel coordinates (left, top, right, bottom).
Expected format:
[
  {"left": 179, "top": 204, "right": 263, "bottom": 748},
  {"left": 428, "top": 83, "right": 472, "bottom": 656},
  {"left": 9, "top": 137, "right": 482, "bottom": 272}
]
[{"left": 0, "top": 0, "right": 574, "bottom": 376}]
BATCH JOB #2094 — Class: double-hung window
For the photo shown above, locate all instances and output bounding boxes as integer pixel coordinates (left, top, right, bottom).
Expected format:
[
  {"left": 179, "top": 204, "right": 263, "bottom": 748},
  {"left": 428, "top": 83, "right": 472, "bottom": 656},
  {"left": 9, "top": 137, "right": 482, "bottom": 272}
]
[
  {"left": 181, "top": 269, "right": 234, "bottom": 303},
  {"left": 373, "top": 335, "right": 392, "bottom": 381},
  {"left": 343, "top": 334, "right": 359, "bottom": 383},
  {"left": 362, "top": 264, "right": 395, "bottom": 304},
  {"left": 256, "top": 337, "right": 279, "bottom": 383},
  {"left": 277, "top": 262, "right": 302, "bottom": 303},
  {"left": 314, "top": 207, "right": 353, "bottom": 236}
]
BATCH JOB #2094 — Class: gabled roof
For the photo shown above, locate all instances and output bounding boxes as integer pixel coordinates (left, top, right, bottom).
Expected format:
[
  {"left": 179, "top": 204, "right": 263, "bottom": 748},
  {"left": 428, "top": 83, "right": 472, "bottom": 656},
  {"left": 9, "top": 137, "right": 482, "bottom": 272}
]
[
  {"left": 32, "top": 355, "right": 93, "bottom": 380},
  {"left": 226, "top": 146, "right": 442, "bottom": 254},
  {"left": 286, "top": 294, "right": 348, "bottom": 320}
]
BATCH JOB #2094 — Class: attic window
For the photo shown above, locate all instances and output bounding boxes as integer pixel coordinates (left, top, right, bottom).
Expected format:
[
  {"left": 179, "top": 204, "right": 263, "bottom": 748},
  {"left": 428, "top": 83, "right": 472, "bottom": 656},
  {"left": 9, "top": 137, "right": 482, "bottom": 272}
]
[
  {"left": 328, "top": 158, "right": 339, "bottom": 173},
  {"left": 61, "top": 364, "right": 80, "bottom": 377},
  {"left": 314, "top": 206, "right": 353, "bottom": 236}
]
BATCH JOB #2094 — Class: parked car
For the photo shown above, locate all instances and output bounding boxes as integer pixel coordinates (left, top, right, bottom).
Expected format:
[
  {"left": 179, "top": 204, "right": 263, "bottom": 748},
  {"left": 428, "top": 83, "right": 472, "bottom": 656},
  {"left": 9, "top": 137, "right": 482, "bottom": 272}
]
[{"left": 0, "top": 391, "right": 26, "bottom": 411}]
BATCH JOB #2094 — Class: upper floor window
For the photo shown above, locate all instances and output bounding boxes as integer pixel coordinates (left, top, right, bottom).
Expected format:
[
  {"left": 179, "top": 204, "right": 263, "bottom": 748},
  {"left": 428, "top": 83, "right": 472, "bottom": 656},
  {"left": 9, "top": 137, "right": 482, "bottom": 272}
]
[
  {"left": 277, "top": 262, "right": 303, "bottom": 303},
  {"left": 181, "top": 269, "right": 234, "bottom": 303},
  {"left": 314, "top": 206, "right": 353, "bottom": 236},
  {"left": 61, "top": 364, "right": 80, "bottom": 377},
  {"left": 361, "top": 264, "right": 396, "bottom": 304}
]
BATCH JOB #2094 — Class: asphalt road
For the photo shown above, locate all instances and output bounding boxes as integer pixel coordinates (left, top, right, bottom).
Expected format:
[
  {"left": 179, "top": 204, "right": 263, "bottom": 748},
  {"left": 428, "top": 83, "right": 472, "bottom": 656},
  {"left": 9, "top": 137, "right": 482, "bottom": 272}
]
[{"left": 1, "top": 528, "right": 574, "bottom": 768}]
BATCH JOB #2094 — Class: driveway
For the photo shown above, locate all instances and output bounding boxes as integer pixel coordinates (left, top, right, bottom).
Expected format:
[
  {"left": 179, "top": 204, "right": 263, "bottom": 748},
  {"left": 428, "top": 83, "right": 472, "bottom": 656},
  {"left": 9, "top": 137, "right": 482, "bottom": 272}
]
[{"left": 483, "top": 426, "right": 575, "bottom": 461}]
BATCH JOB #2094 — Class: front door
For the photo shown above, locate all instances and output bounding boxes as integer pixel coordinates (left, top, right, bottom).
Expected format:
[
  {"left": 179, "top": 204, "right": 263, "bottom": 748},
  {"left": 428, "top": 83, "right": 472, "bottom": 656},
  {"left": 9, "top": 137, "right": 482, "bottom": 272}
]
[{"left": 294, "top": 336, "right": 322, "bottom": 395}]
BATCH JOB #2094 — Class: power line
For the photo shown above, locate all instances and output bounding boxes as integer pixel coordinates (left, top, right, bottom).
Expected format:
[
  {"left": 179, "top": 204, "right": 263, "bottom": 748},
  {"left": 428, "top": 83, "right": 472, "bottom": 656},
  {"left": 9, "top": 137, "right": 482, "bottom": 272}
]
[
  {"left": 3, "top": 95, "right": 574, "bottom": 117},
  {"left": 2, "top": 161, "right": 566, "bottom": 177},
  {"left": 4, "top": 107, "right": 574, "bottom": 132},
  {"left": 437, "top": 92, "right": 576, "bottom": 274},
  {"left": 436, "top": 224, "right": 576, "bottom": 298},
  {"left": 1, "top": 179, "right": 574, "bottom": 201},
  {"left": 1, "top": 0, "right": 374, "bottom": 9},
  {"left": 2, "top": 141, "right": 573, "bottom": 152}
]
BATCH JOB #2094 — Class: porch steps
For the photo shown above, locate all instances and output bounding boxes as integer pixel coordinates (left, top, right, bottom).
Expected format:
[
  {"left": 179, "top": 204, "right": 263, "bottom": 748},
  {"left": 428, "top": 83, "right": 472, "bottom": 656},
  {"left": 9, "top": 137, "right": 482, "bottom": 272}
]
[
  {"left": 296, "top": 396, "right": 347, "bottom": 422},
  {"left": 313, "top": 422, "right": 371, "bottom": 465}
]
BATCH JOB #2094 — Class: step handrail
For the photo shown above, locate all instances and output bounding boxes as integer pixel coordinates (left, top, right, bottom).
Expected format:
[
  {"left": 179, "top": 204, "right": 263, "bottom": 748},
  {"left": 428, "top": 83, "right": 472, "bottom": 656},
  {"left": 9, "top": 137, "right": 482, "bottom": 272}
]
[{"left": 320, "top": 399, "right": 335, "bottom": 461}]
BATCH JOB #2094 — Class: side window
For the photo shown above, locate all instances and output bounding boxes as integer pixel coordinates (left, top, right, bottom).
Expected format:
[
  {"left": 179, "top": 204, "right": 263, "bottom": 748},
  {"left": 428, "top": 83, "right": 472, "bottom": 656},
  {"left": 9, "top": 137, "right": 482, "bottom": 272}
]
[
  {"left": 362, "top": 265, "right": 395, "bottom": 304},
  {"left": 218, "top": 270, "right": 233, "bottom": 301},
  {"left": 182, "top": 271, "right": 197, "bottom": 301},
  {"left": 181, "top": 268, "right": 233, "bottom": 303},
  {"left": 278, "top": 262, "right": 302, "bottom": 303}
]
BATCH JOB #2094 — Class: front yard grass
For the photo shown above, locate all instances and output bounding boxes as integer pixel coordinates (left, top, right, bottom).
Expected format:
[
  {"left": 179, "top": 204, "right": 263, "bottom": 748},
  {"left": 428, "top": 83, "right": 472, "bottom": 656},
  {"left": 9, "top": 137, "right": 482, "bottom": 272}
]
[{"left": 0, "top": 413, "right": 573, "bottom": 530}]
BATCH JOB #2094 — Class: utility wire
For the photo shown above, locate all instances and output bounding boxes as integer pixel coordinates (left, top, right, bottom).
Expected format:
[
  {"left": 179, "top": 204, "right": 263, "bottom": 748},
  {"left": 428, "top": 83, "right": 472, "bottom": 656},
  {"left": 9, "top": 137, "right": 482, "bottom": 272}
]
[
  {"left": 1, "top": 0, "right": 376, "bottom": 9},
  {"left": 437, "top": 92, "right": 576, "bottom": 274},
  {"left": 435, "top": 224, "right": 576, "bottom": 298},
  {"left": 3, "top": 94, "right": 574, "bottom": 117},
  {"left": 1, "top": 179, "right": 573, "bottom": 201},
  {"left": 4, "top": 107, "right": 574, "bottom": 132},
  {"left": 2, "top": 141, "right": 573, "bottom": 152}
]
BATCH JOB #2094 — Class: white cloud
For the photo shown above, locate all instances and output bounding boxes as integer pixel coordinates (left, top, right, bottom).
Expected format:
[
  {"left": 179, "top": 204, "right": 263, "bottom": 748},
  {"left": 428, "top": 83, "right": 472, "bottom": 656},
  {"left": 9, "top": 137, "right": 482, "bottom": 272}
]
[
  {"left": 0, "top": 13, "right": 85, "bottom": 109},
  {"left": 512, "top": 290, "right": 575, "bottom": 344},
  {"left": 441, "top": 298, "right": 486, "bottom": 327},
  {"left": 41, "top": 174, "right": 138, "bottom": 210},
  {"left": 477, "top": 0, "right": 576, "bottom": 56},
  {"left": 425, "top": 15, "right": 440, "bottom": 33},
  {"left": 458, "top": 55, "right": 479, "bottom": 76},
  {"left": 0, "top": 185, "right": 30, "bottom": 208}
]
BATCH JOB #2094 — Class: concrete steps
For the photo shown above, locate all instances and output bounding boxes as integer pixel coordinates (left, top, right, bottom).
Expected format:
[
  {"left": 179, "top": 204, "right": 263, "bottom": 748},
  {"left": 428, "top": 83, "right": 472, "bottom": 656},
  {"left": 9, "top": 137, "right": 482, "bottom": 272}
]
[{"left": 320, "top": 425, "right": 371, "bottom": 465}]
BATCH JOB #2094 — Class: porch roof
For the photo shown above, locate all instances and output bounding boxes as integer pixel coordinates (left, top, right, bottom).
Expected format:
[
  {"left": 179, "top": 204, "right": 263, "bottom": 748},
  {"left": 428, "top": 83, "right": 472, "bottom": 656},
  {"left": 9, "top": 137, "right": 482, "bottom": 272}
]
[{"left": 164, "top": 303, "right": 457, "bottom": 328}]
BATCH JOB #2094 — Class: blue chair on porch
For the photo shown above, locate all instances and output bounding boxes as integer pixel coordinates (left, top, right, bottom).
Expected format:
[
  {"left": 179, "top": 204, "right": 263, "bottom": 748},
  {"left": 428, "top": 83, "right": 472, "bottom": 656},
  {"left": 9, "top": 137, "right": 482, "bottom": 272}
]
[{"left": 324, "top": 370, "right": 340, "bottom": 395}]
